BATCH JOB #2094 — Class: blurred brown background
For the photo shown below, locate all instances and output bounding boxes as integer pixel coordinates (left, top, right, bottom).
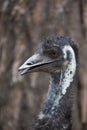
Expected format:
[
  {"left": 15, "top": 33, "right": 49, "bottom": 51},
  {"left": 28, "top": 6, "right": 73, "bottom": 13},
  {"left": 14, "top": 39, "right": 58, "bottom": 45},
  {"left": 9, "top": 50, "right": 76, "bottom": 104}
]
[{"left": 0, "top": 0, "right": 87, "bottom": 130}]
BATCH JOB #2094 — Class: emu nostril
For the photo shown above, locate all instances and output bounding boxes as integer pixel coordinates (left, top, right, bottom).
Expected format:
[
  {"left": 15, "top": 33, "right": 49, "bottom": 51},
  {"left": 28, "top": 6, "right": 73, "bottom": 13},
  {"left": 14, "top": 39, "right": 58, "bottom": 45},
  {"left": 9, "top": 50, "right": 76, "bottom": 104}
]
[{"left": 27, "top": 62, "right": 33, "bottom": 65}]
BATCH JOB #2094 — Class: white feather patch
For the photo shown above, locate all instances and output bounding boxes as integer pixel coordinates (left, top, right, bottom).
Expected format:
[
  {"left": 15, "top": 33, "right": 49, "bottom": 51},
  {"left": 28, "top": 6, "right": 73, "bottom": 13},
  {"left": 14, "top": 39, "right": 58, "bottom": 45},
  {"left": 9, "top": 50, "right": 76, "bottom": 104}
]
[
  {"left": 62, "top": 45, "right": 76, "bottom": 95},
  {"left": 38, "top": 112, "right": 45, "bottom": 119},
  {"left": 51, "top": 45, "right": 76, "bottom": 112}
]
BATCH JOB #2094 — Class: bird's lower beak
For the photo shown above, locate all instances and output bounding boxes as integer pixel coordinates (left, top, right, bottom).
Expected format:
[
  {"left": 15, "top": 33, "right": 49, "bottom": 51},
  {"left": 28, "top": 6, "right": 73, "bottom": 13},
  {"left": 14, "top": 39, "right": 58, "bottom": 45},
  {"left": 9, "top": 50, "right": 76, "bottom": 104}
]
[{"left": 18, "top": 53, "right": 63, "bottom": 75}]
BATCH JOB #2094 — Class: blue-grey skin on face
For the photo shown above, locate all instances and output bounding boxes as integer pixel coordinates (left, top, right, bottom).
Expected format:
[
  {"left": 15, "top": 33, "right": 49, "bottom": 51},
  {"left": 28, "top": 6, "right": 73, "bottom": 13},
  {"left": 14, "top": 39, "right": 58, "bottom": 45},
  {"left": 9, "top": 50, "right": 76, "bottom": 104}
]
[{"left": 19, "top": 36, "right": 78, "bottom": 130}]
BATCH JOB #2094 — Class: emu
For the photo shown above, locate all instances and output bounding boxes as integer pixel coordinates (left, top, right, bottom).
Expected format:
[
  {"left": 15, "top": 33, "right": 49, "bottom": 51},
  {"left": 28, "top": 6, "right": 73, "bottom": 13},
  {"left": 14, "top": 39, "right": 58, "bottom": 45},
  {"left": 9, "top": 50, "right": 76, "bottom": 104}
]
[{"left": 19, "top": 36, "right": 81, "bottom": 130}]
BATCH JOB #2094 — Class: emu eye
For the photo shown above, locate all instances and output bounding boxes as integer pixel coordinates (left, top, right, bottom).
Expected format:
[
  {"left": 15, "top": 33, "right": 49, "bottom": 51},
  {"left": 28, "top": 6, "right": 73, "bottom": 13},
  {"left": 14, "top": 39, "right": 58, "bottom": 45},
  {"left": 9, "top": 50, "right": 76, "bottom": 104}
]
[{"left": 49, "top": 51, "right": 59, "bottom": 59}]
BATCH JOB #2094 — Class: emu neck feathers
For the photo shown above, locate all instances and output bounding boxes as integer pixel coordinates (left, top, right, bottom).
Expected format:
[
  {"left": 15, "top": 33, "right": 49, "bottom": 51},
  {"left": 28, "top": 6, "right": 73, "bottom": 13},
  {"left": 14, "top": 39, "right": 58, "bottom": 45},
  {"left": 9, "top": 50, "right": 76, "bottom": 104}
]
[{"left": 39, "top": 46, "right": 76, "bottom": 119}]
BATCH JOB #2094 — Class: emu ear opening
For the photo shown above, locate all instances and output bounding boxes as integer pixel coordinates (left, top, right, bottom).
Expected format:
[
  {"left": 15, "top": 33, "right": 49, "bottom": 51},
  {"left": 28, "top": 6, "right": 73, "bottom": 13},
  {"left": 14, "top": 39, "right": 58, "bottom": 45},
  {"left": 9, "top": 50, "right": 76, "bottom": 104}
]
[{"left": 66, "top": 50, "right": 71, "bottom": 61}]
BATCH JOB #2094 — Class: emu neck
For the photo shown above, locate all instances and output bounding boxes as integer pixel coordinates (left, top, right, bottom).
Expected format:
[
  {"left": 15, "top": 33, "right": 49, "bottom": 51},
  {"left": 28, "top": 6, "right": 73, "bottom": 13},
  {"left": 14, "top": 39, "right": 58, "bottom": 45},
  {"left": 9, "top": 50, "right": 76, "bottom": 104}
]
[
  {"left": 42, "top": 55, "right": 76, "bottom": 117},
  {"left": 42, "top": 73, "right": 62, "bottom": 114}
]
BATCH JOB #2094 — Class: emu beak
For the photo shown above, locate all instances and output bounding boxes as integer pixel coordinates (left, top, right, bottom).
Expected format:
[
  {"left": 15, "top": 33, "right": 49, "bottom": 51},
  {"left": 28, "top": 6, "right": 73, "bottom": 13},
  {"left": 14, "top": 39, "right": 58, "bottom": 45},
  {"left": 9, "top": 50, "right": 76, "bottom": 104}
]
[
  {"left": 19, "top": 53, "right": 63, "bottom": 75},
  {"left": 19, "top": 53, "right": 42, "bottom": 75}
]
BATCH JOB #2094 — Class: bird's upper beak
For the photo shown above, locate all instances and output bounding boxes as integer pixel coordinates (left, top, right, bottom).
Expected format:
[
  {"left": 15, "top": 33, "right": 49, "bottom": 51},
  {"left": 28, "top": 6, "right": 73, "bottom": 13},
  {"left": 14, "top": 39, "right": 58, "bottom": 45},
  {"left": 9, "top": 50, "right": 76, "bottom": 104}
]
[{"left": 18, "top": 53, "right": 63, "bottom": 75}]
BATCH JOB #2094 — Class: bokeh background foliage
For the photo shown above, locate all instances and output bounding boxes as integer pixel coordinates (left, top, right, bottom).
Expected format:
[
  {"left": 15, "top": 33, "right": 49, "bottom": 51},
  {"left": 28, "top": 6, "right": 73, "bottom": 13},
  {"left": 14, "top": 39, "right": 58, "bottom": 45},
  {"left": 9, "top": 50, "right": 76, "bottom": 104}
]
[{"left": 0, "top": 0, "right": 87, "bottom": 130}]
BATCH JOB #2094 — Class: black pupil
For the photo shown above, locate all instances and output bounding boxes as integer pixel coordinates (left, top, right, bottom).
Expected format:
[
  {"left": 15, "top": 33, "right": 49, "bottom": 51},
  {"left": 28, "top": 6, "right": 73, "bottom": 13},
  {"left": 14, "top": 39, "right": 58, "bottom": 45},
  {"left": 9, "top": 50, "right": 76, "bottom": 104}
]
[{"left": 52, "top": 52, "right": 57, "bottom": 55}]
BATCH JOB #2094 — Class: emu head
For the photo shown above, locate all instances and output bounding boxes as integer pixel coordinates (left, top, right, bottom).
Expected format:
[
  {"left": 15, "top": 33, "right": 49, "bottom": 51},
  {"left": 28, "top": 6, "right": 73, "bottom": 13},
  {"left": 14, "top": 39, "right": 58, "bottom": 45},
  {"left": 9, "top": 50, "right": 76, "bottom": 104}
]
[{"left": 19, "top": 36, "right": 78, "bottom": 76}]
